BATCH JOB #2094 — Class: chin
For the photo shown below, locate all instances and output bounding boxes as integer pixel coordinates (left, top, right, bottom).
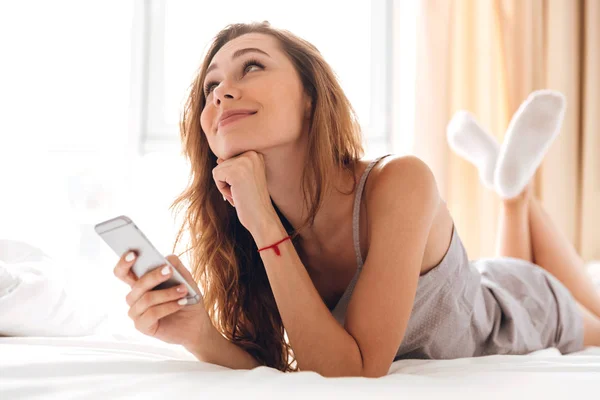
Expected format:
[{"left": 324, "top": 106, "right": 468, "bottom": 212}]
[
  {"left": 217, "top": 136, "right": 278, "bottom": 160},
  {"left": 218, "top": 146, "right": 252, "bottom": 160}
]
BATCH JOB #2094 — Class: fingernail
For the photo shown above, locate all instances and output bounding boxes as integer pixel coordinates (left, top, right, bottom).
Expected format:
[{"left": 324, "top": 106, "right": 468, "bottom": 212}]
[
  {"left": 176, "top": 286, "right": 186, "bottom": 293},
  {"left": 178, "top": 298, "right": 188, "bottom": 305},
  {"left": 161, "top": 266, "right": 171, "bottom": 275},
  {"left": 125, "top": 252, "right": 135, "bottom": 262}
]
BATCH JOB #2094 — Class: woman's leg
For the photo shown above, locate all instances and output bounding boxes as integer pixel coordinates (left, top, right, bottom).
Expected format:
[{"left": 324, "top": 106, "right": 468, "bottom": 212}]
[
  {"left": 577, "top": 302, "right": 600, "bottom": 347},
  {"left": 496, "top": 183, "right": 533, "bottom": 262},
  {"left": 496, "top": 182, "right": 600, "bottom": 318},
  {"left": 528, "top": 193, "right": 600, "bottom": 318}
]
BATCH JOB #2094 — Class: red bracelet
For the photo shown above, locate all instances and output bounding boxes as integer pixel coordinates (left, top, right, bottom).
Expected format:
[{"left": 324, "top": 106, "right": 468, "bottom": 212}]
[{"left": 257, "top": 235, "right": 291, "bottom": 256}]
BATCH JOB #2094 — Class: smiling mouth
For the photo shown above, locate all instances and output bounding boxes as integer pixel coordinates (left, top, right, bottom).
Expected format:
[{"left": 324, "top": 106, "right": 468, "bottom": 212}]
[{"left": 218, "top": 112, "right": 257, "bottom": 129}]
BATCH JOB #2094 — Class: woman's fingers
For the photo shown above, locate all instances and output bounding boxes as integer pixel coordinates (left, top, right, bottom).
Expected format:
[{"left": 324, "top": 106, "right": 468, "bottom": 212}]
[
  {"left": 128, "top": 283, "right": 188, "bottom": 320},
  {"left": 216, "top": 182, "right": 233, "bottom": 201},
  {"left": 164, "top": 255, "right": 195, "bottom": 286},
  {"left": 126, "top": 263, "right": 176, "bottom": 308},
  {"left": 134, "top": 298, "right": 186, "bottom": 334},
  {"left": 212, "top": 162, "right": 235, "bottom": 206},
  {"left": 113, "top": 250, "right": 139, "bottom": 287}
]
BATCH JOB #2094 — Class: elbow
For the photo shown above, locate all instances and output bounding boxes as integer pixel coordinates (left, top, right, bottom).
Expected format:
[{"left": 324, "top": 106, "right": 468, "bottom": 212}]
[
  {"left": 321, "top": 366, "right": 363, "bottom": 378},
  {"left": 334, "top": 353, "right": 385, "bottom": 379},
  {"left": 326, "top": 366, "right": 385, "bottom": 378},
  {"left": 317, "top": 355, "right": 364, "bottom": 378},
  {"left": 358, "top": 355, "right": 391, "bottom": 378},
  {"left": 314, "top": 360, "right": 387, "bottom": 378},
  {"left": 361, "top": 366, "right": 387, "bottom": 378}
]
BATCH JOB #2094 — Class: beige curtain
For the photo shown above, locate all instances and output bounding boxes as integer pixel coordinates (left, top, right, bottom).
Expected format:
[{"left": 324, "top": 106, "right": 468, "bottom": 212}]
[{"left": 414, "top": 0, "right": 600, "bottom": 261}]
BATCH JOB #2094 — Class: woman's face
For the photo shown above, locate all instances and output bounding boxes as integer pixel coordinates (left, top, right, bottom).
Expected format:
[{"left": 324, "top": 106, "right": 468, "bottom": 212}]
[{"left": 200, "top": 33, "right": 311, "bottom": 161}]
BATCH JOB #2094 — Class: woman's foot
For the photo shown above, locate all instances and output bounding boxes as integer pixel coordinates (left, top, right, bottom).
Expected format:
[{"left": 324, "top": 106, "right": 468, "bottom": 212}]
[
  {"left": 494, "top": 90, "right": 566, "bottom": 199},
  {"left": 446, "top": 111, "right": 500, "bottom": 190}
]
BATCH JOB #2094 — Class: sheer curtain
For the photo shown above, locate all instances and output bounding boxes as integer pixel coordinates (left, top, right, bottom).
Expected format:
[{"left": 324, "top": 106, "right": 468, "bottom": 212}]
[{"left": 414, "top": 0, "right": 600, "bottom": 261}]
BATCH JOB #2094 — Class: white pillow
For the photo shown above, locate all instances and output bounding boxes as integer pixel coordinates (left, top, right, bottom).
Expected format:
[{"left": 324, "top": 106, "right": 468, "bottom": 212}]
[{"left": 0, "top": 239, "right": 107, "bottom": 337}]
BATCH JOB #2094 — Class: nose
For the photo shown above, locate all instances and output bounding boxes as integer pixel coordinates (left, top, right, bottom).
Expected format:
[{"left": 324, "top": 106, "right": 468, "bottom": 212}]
[{"left": 212, "top": 80, "right": 241, "bottom": 106}]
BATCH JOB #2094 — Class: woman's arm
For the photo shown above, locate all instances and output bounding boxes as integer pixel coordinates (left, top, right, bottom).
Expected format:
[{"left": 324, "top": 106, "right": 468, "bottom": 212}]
[
  {"left": 186, "top": 329, "right": 262, "bottom": 370},
  {"left": 249, "top": 155, "right": 439, "bottom": 378}
]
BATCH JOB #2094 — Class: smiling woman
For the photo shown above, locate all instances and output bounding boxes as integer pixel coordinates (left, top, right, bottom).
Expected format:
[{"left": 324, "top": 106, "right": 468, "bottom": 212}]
[
  {"left": 199, "top": 34, "right": 313, "bottom": 161},
  {"left": 156, "top": 19, "right": 600, "bottom": 379},
  {"left": 169, "top": 21, "right": 367, "bottom": 373}
]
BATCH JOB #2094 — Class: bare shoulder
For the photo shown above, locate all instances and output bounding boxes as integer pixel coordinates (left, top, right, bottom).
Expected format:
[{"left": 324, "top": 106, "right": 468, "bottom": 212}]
[
  {"left": 363, "top": 154, "right": 442, "bottom": 257},
  {"left": 364, "top": 154, "right": 440, "bottom": 212},
  {"left": 345, "top": 155, "right": 443, "bottom": 376},
  {"left": 364, "top": 154, "right": 454, "bottom": 274}
]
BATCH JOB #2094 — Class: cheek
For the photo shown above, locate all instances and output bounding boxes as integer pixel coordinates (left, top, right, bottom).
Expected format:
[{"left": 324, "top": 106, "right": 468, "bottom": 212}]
[
  {"left": 265, "top": 89, "right": 304, "bottom": 135},
  {"left": 200, "top": 107, "right": 219, "bottom": 154},
  {"left": 200, "top": 106, "right": 214, "bottom": 135}
]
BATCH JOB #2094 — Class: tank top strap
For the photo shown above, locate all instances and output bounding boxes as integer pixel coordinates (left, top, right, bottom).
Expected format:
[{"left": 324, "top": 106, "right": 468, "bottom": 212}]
[{"left": 352, "top": 154, "right": 394, "bottom": 270}]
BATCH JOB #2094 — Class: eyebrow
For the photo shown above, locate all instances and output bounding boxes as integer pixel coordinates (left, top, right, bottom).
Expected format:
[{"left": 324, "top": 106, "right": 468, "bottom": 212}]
[{"left": 206, "top": 48, "right": 271, "bottom": 75}]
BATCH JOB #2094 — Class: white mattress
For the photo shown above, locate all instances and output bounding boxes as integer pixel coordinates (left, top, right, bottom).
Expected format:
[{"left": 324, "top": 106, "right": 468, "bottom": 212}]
[
  {"left": 2, "top": 334, "right": 600, "bottom": 399},
  {"left": 2, "top": 247, "right": 599, "bottom": 399}
]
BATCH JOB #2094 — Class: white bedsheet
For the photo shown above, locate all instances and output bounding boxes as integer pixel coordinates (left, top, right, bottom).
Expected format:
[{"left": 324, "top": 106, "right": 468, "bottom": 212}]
[
  {"left": 2, "top": 334, "right": 600, "bottom": 399},
  {"left": 2, "top": 249, "right": 599, "bottom": 399}
]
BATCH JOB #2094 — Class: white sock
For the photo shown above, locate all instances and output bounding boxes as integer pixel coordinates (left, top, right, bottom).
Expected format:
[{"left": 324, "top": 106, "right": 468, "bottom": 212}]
[
  {"left": 446, "top": 111, "right": 500, "bottom": 190},
  {"left": 494, "top": 90, "right": 566, "bottom": 199}
]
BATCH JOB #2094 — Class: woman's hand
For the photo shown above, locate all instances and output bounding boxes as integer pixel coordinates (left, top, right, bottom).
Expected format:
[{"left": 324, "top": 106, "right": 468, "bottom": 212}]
[
  {"left": 213, "top": 150, "right": 279, "bottom": 233},
  {"left": 113, "top": 251, "right": 217, "bottom": 353}
]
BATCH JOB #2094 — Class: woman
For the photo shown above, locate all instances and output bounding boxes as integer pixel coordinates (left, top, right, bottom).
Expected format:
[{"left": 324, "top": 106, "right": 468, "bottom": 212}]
[{"left": 112, "top": 21, "right": 600, "bottom": 378}]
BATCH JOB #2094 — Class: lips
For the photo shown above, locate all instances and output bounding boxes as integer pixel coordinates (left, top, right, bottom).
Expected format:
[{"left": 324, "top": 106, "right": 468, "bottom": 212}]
[{"left": 218, "top": 111, "right": 256, "bottom": 129}]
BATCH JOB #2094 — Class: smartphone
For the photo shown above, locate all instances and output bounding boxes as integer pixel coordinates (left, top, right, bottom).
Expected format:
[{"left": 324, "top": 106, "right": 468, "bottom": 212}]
[{"left": 94, "top": 215, "right": 200, "bottom": 305}]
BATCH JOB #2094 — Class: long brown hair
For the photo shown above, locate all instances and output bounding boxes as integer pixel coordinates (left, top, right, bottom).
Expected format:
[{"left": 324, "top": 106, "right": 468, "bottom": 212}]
[{"left": 170, "top": 21, "right": 364, "bottom": 372}]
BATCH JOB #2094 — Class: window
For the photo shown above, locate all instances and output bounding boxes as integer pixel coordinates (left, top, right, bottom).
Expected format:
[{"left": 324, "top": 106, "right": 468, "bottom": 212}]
[
  {"left": 0, "top": 1, "right": 417, "bottom": 333},
  {"left": 137, "top": 0, "right": 396, "bottom": 158}
]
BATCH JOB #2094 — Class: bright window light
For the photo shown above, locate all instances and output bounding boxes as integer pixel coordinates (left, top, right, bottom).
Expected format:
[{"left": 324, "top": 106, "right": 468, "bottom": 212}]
[{"left": 158, "top": 0, "right": 372, "bottom": 140}]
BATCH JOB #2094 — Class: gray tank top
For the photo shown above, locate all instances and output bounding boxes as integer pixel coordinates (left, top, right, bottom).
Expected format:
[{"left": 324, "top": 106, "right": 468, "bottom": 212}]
[{"left": 329, "top": 154, "right": 584, "bottom": 360}]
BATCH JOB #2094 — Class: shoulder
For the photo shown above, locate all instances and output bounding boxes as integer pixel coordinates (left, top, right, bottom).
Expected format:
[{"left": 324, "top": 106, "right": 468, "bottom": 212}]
[
  {"left": 364, "top": 155, "right": 440, "bottom": 216},
  {"left": 346, "top": 155, "right": 441, "bottom": 376}
]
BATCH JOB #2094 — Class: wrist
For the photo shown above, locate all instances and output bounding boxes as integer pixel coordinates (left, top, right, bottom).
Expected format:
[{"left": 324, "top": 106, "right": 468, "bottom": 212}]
[
  {"left": 251, "top": 215, "right": 288, "bottom": 249},
  {"left": 184, "top": 325, "right": 221, "bottom": 360}
]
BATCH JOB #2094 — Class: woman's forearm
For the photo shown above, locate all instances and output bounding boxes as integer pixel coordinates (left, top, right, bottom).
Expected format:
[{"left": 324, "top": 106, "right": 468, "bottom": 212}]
[
  {"left": 249, "top": 217, "right": 364, "bottom": 377},
  {"left": 186, "top": 329, "right": 262, "bottom": 370}
]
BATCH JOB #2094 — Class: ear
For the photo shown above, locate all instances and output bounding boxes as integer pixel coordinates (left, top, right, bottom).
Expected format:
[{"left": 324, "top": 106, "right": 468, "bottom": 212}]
[{"left": 304, "top": 96, "right": 312, "bottom": 119}]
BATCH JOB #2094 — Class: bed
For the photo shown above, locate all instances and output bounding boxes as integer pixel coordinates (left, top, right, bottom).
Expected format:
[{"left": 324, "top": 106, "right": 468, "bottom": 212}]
[
  {"left": 2, "top": 241, "right": 600, "bottom": 399},
  {"left": 2, "top": 334, "right": 600, "bottom": 399}
]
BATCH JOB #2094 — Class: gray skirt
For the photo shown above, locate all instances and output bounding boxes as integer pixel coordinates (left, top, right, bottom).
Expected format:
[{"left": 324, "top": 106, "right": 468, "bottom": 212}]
[{"left": 394, "top": 224, "right": 585, "bottom": 361}]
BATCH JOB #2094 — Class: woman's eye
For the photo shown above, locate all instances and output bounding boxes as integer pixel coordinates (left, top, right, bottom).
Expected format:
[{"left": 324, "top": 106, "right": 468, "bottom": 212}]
[
  {"left": 244, "top": 63, "right": 261, "bottom": 73},
  {"left": 242, "top": 59, "right": 265, "bottom": 75},
  {"left": 204, "top": 82, "right": 217, "bottom": 96},
  {"left": 204, "top": 60, "right": 264, "bottom": 96}
]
